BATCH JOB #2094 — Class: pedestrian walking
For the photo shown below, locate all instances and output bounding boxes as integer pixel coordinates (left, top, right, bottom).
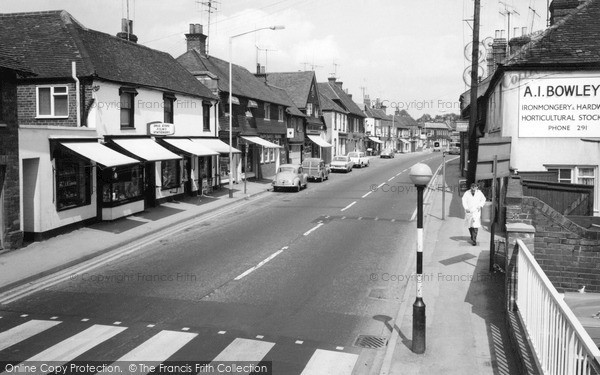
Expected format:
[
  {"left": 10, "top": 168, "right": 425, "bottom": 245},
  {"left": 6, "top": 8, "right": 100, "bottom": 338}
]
[{"left": 462, "top": 182, "right": 487, "bottom": 246}]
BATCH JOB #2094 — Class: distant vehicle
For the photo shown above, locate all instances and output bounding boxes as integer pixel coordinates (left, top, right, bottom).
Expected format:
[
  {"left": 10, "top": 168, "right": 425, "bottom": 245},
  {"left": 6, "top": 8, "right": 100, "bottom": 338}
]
[
  {"left": 449, "top": 142, "right": 460, "bottom": 155},
  {"left": 330, "top": 155, "right": 353, "bottom": 173},
  {"left": 433, "top": 141, "right": 442, "bottom": 152},
  {"left": 380, "top": 149, "right": 395, "bottom": 159},
  {"left": 301, "top": 158, "right": 329, "bottom": 182},
  {"left": 272, "top": 164, "right": 308, "bottom": 192},
  {"left": 348, "top": 151, "right": 369, "bottom": 168}
]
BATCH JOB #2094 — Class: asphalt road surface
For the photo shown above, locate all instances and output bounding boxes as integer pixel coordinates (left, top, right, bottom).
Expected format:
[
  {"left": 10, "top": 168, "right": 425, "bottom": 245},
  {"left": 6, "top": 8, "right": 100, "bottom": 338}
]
[{"left": 0, "top": 152, "right": 444, "bottom": 374}]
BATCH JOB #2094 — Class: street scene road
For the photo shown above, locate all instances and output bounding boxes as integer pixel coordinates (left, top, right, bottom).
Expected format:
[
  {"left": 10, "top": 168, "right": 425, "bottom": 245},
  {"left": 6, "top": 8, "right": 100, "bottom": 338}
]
[{"left": 0, "top": 153, "right": 444, "bottom": 374}]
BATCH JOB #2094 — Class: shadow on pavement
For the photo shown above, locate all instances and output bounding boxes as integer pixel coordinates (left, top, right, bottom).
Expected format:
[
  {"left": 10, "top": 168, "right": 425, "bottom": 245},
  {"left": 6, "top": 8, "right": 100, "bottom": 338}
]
[
  {"left": 134, "top": 206, "right": 186, "bottom": 222},
  {"left": 89, "top": 217, "right": 147, "bottom": 234},
  {"left": 373, "top": 314, "right": 412, "bottom": 350}
]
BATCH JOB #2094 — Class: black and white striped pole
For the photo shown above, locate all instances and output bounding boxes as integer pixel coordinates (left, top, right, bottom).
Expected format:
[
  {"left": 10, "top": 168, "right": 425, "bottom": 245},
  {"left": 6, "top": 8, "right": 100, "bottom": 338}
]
[{"left": 409, "top": 163, "right": 433, "bottom": 354}]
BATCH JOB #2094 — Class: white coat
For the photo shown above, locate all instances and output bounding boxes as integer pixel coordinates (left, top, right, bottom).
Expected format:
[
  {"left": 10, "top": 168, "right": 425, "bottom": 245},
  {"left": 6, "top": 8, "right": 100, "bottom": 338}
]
[{"left": 462, "top": 189, "right": 486, "bottom": 228}]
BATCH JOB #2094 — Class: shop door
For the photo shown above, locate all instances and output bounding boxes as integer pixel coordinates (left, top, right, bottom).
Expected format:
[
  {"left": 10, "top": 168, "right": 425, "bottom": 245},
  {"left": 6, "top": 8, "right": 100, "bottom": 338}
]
[
  {"left": 144, "top": 163, "right": 156, "bottom": 208},
  {"left": 184, "top": 157, "right": 192, "bottom": 196}
]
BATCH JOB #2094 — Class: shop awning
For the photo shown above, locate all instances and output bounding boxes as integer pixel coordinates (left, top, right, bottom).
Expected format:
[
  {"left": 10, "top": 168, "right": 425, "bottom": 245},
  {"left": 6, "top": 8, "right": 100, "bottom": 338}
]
[
  {"left": 162, "top": 138, "right": 219, "bottom": 157},
  {"left": 369, "top": 136, "right": 384, "bottom": 144},
  {"left": 240, "top": 136, "right": 282, "bottom": 148},
  {"left": 247, "top": 100, "right": 258, "bottom": 108},
  {"left": 192, "top": 138, "right": 241, "bottom": 154},
  {"left": 307, "top": 134, "right": 332, "bottom": 148},
  {"left": 60, "top": 142, "right": 139, "bottom": 168},
  {"left": 228, "top": 96, "right": 240, "bottom": 105},
  {"left": 399, "top": 139, "right": 410, "bottom": 144},
  {"left": 112, "top": 138, "right": 181, "bottom": 161}
]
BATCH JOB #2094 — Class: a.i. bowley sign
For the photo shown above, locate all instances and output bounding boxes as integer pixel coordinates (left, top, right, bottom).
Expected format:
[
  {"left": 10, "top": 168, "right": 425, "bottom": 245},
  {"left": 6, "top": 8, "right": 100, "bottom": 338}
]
[{"left": 518, "top": 76, "right": 600, "bottom": 138}]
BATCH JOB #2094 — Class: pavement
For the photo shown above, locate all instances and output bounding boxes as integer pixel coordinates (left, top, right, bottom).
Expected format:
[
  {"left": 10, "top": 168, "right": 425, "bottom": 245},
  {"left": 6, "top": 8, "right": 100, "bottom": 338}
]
[
  {"left": 381, "top": 157, "right": 521, "bottom": 375},
  {"left": 0, "top": 155, "right": 523, "bottom": 374}
]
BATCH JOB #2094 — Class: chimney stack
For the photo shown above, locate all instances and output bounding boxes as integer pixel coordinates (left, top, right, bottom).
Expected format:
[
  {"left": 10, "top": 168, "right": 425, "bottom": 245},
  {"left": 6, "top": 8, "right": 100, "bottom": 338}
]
[
  {"left": 492, "top": 30, "right": 508, "bottom": 64},
  {"left": 185, "top": 24, "right": 207, "bottom": 55},
  {"left": 116, "top": 18, "right": 138, "bottom": 43},
  {"left": 549, "top": 0, "right": 584, "bottom": 25},
  {"left": 509, "top": 35, "right": 531, "bottom": 55}
]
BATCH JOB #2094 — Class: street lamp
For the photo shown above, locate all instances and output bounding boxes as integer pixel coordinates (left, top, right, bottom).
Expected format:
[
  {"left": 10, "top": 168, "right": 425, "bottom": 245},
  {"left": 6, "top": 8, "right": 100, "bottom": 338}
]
[
  {"left": 409, "top": 162, "right": 433, "bottom": 354},
  {"left": 228, "top": 25, "right": 285, "bottom": 198}
]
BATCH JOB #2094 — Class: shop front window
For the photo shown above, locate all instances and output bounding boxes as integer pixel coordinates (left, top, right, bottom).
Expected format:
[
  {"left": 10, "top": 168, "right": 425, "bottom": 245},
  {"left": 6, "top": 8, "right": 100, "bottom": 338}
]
[
  {"left": 55, "top": 155, "right": 91, "bottom": 211},
  {"left": 102, "top": 165, "right": 144, "bottom": 206},
  {"left": 161, "top": 159, "right": 180, "bottom": 190}
]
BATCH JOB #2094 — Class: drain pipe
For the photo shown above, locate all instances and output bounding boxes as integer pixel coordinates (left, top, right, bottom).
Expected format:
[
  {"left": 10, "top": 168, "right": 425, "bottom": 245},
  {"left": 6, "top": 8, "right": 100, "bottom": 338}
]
[{"left": 72, "top": 61, "right": 81, "bottom": 127}]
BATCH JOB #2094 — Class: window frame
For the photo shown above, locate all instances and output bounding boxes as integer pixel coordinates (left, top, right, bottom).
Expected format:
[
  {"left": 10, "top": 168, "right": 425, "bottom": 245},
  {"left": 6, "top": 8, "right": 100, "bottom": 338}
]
[
  {"left": 202, "top": 102, "right": 211, "bottom": 131},
  {"left": 120, "top": 90, "right": 136, "bottom": 129},
  {"left": 36, "top": 85, "right": 69, "bottom": 118},
  {"left": 161, "top": 159, "right": 181, "bottom": 190},
  {"left": 264, "top": 103, "right": 271, "bottom": 119},
  {"left": 101, "top": 164, "right": 144, "bottom": 207},
  {"left": 278, "top": 106, "right": 284, "bottom": 122},
  {"left": 164, "top": 95, "right": 175, "bottom": 124},
  {"left": 55, "top": 152, "right": 91, "bottom": 211}
]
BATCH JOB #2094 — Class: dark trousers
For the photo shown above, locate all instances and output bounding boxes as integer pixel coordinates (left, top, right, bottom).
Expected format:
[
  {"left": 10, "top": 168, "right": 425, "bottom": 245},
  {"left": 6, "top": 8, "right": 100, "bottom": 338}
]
[{"left": 468, "top": 227, "right": 478, "bottom": 242}]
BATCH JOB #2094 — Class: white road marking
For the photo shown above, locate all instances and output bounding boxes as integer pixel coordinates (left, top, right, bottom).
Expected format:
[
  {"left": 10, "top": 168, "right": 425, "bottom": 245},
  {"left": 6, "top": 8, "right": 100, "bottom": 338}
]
[
  {"left": 377, "top": 182, "right": 386, "bottom": 189},
  {"left": 113, "top": 330, "right": 197, "bottom": 362},
  {"left": 0, "top": 320, "right": 62, "bottom": 352},
  {"left": 387, "top": 177, "right": 395, "bottom": 182},
  {"left": 341, "top": 201, "right": 356, "bottom": 212},
  {"left": 362, "top": 191, "right": 372, "bottom": 198},
  {"left": 300, "top": 349, "right": 358, "bottom": 375},
  {"left": 303, "top": 223, "right": 324, "bottom": 236},
  {"left": 234, "top": 247, "right": 287, "bottom": 281},
  {"left": 26, "top": 324, "right": 127, "bottom": 362},
  {"left": 212, "top": 337, "right": 275, "bottom": 362}
]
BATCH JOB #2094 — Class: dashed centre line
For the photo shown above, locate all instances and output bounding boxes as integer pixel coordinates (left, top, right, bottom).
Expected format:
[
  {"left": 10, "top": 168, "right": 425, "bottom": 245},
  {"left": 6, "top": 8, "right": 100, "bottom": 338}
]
[
  {"left": 377, "top": 182, "right": 386, "bottom": 189},
  {"left": 362, "top": 191, "right": 372, "bottom": 198},
  {"left": 303, "top": 222, "right": 324, "bottom": 236},
  {"left": 387, "top": 177, "right": 395, "bottom": 182},
  {"left": 340, "top": 201, "right": 357, "bottom": 212},
  {"left": 234, "top": 246, "right": 288, "bottom": 280}
]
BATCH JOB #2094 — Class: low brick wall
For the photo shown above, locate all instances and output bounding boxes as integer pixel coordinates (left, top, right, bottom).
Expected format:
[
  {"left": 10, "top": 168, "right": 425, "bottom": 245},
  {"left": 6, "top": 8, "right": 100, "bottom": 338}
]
[{"left": 506, "top": 176, "right": 600, "bottom": 292}]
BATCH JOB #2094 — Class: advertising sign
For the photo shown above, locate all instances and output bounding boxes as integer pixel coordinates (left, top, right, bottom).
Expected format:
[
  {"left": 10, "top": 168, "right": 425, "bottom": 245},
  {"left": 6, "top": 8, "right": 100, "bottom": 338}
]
[
  {"left": 455, "top": 120, "right": 469, "bottom": 132},
  {"left": 519, "top": 76, "right": 600, "bottom": 137},
  {"left": 148, "top": 122, "right": 175, "bottom": 136}
]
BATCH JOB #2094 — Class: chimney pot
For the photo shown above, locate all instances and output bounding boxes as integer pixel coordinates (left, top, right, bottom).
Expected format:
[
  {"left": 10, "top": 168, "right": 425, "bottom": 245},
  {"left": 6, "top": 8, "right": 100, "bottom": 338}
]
[
  {"left": 116, "top": 18, "right": 138, "bottom": 43},
  {"left": 185, "top": 23, "right": 207, "bottom": 55}
]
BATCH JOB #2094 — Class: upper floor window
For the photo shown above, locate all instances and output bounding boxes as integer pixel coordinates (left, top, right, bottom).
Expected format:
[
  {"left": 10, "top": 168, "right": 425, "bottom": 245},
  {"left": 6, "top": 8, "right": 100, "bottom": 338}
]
[
  {"left": 278, "top": 106, "right": 284, "bottom": 122},
  {"left": 164, "top": 93, "right": 176, "bottom": 124},
  {"left": 202, "top": 102, "right": 211, "bottom": 131},
  {"left": 264, "top": 103, "right": 271, "bottom": 119},
  {"left": 119, "top": 87, "right": 137, "bottom": 128},
  {"left": 306, "top": 103, "right": 313, "bottom": 117},
  {"left": 37, "top": 85, "right": 68, "bottom": 118}
]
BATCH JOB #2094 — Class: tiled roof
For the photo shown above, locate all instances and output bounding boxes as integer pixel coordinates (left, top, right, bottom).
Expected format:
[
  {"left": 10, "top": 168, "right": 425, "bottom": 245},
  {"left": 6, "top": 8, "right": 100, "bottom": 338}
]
[
  {"left": 266, "top": 71, "right": 316, "bottom": 109},
  {"left": 424, "top": 122, "right": 451, "bottom": 130},
  {"left": 506, "top": 0, "right": 600, "bottom": 66},
  {"left": 395, "top": 110, "right": 419, "bottom": 128},
  {"left": 267, "top": 84, "right": 306, "bottom": 117},
  {"left": 322, "top": 81, "right": 365, "bottom": 118},
  {"left": 0, "top": 47, "right": 34, "bottom": 74},
  {"left": 177, "top": 49, "right": 287, "bottom": 105},
  {"left": 0, "top": 10, "right": 215, "bottom": 99},
  {"left": 317, "top": 83, "right": 348, "bottom": 113}
]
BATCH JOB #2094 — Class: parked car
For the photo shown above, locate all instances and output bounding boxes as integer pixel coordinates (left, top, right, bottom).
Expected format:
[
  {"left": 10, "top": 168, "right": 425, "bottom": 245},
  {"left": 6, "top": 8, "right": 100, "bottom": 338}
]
[
  {"left": 330, "top": 155, "right": 353, "bottom": 173},
  {"left": 448, "top": 142, "right": 460, "bottom": 155},
  {"left": 301, "top": 158, "right": 329, "bottom": 182},
  {"left": 272, "top": 164, "right": 308, "bottom": 192},
  {"left": 348, "top": 151, "right": 369, "bottom": 168},
  {"left": 380, "top": 149, "right": 395, "bottom": 158}
]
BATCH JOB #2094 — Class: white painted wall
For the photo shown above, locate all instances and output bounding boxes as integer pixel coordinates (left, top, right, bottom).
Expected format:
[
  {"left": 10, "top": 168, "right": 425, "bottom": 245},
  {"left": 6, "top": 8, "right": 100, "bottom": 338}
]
[
  {"left": 87, "top": 81, "right": 217, "bottom": 137},
  {"left": 487, "top": 70, "right": 600, "bottom": 215}
]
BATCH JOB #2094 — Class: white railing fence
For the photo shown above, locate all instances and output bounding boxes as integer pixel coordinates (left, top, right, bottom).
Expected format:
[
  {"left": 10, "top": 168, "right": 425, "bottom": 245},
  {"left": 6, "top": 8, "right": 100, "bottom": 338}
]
[{"left": 515, "top": 239, "right": 600, "bottom": 375}]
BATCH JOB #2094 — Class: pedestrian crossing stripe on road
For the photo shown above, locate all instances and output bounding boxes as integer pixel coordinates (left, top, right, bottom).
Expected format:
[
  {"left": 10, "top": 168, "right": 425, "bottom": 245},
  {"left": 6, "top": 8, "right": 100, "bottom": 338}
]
[{"left": 0, "top": 319, "right": 360, "bottom": 375}]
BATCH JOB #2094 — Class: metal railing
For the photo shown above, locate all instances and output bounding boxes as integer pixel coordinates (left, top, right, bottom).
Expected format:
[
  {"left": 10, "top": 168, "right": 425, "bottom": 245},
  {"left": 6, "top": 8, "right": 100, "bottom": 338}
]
[{"left": 515, "top": 239, "right": 600, "bottom": 375}]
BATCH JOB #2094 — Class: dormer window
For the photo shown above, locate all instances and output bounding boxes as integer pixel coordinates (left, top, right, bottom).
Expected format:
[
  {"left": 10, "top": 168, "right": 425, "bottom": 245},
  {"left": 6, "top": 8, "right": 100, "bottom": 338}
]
[{"left": 37, "top": 85, "right": 69, "bottom": 118}]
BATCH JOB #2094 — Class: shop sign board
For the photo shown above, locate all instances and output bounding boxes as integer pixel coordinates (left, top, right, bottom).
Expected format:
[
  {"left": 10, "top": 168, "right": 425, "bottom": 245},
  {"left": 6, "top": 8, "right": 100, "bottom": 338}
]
[{"left": 519, "top": 76, "right": 600, "bottom": 137}]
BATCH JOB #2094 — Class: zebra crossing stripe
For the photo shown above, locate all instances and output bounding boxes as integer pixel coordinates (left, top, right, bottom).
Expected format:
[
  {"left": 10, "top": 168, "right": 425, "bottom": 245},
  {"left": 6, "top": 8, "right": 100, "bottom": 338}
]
[
  {"left": 0, "top": 319, "right": 62, "bottom": 352},
  {"left": 212, "top": 337, "right": 275, "bottom": 362},
  {"left": 115, "top": 330, "right": 198, "bottom": 361},
  {"left": 26, "top": 324, "right": 126, "bottom": 362},
  {"left": 300, "top": 349, "right": 358, "bottom": 375}
]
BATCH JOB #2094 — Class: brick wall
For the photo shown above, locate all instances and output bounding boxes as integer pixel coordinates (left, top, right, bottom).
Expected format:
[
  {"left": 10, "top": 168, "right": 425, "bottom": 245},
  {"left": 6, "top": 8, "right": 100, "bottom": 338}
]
[
  {"left": 17, "top": 81, "right": 78, "bottom": 127},
  {"left": 0, "top": 69, "right": 23, "bottom": 250},
  {"left": 506, "top": 176, "right": 600, "bottom": 292}
]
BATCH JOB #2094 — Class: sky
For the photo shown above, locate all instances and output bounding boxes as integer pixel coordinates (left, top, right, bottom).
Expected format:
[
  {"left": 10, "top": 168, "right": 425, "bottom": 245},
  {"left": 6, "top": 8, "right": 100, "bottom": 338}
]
[{"left": 1, "top": 0, "right": 550, "bottom": 118}]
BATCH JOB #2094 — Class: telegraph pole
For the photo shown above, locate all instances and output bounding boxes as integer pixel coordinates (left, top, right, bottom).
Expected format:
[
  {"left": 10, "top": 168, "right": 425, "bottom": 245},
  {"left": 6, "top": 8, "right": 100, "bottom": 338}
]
[{"left": 466, "top": 0, "right": 481, "bottom": 186}]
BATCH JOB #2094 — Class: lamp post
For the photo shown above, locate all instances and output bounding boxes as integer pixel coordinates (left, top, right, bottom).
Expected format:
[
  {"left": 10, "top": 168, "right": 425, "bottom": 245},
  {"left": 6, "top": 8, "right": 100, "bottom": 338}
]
[
  {"left": 228, "top": 25, "right": 285, "bottom": 198},
  {"left": 409, "top": 163, "right": 433, "bottom": 354}
]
